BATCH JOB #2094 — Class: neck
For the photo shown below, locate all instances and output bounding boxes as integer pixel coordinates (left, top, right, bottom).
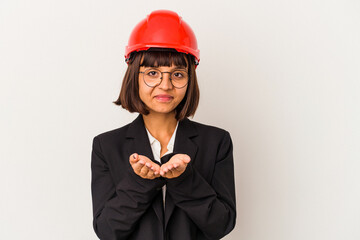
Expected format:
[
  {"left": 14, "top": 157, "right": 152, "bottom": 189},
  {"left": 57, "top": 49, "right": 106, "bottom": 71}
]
[{"left": 142, "top": 111, "right": 178, "bottom": 139}]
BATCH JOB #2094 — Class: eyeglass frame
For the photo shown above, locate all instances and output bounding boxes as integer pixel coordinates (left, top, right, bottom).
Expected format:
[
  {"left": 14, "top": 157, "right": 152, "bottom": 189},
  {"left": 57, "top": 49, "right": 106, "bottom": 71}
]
[{"left": 139, "top": 68, "right": 189, "bottom": 89}]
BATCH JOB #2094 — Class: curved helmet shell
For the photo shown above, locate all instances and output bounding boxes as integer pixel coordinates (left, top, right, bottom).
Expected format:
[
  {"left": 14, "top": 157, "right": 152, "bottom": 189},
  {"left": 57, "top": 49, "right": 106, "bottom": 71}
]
[{"left": 125, "top": 10, "right": 200, "bottom": 66}]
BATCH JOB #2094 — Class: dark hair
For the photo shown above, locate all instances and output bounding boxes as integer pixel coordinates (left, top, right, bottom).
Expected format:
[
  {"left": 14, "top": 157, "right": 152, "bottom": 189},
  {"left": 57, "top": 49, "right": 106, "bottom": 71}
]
[{"left": 113, "top": 49, "right": 200, "bottom": 121}]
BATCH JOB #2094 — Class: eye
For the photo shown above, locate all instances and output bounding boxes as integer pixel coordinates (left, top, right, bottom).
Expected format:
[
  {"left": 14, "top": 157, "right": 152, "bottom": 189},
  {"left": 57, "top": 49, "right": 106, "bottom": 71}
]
[
  {"left": 173, "top": 71, "right": 184, "bottom": 78},
  {"left": 146, "top": 70, "right": 160, "bottom": 78}
]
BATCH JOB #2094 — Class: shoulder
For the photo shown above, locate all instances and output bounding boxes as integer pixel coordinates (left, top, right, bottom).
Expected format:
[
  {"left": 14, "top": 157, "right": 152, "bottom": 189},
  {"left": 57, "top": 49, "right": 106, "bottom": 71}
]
[
  {"left": 186, "top": 119, "right": 233, "bottom": 159},
  {"left": 92, "top": 122, "right": 131, "bottom": 146},
  {"left": 186, "top": 118, "right": 231, "bottom": 141}
]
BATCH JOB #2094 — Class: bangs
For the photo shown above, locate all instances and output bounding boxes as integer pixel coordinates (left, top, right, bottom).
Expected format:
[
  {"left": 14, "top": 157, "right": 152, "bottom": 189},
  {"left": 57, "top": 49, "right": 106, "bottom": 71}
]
[{"left": 139, "top": 49, "right": 189, "bottom": 68}]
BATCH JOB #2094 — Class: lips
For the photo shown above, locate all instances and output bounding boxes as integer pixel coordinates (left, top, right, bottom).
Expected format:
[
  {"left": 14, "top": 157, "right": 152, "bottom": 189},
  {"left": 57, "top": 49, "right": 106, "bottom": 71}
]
[
  {"left": 155, "top": 94, "right": 173, "bottom": 98},
  {"left": 154, "top": 94, "right": 173, "bottom": 102}
]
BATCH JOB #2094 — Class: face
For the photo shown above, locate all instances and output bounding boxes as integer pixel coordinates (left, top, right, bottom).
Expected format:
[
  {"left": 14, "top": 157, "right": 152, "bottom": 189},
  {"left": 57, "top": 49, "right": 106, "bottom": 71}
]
[{"left": 138, "top": 64, "right": 188, "bottom": 116}]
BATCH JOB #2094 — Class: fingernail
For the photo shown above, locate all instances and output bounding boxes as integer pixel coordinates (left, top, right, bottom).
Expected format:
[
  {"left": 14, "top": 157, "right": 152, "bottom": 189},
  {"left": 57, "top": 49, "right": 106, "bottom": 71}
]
[{"left": 133, "top": 154, "right": 136, "bottom": 159}]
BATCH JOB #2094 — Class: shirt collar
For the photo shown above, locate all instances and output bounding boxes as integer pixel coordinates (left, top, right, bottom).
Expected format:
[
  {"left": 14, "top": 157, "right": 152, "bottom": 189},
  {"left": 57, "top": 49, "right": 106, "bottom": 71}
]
[
  {"left": 146, "top": 128, "right": 157, "bottom": 145},
  {"left": 167, "top": 121, "right": 178, "bottom": 151},
  {"left": 145, "top": 121, "right": 179, "bottom": 151}
]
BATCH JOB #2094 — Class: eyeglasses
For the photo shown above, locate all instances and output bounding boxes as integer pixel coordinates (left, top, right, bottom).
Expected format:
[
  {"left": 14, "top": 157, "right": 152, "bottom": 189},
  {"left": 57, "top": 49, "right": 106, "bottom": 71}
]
[{"left": 139, "top": 68, "right": 189, "bottom": 89}]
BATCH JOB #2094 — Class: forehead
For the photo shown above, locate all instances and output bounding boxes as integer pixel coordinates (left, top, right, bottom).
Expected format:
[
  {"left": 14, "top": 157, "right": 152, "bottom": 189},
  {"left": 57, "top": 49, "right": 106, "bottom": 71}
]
[{"left": 139, "top": 50, "right": 188, "bottom": 68}]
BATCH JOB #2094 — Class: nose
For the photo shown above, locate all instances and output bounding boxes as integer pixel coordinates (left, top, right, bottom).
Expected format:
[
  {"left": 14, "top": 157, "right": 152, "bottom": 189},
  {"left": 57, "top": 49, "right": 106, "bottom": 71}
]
[{"left": 159, "top": 73, "right": 173, "bottom": 90}]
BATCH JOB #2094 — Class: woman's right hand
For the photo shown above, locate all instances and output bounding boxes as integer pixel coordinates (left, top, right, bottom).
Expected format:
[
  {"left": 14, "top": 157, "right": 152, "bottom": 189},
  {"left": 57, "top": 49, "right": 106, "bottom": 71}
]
[{"left": 129, "top": 153, "right": 161, "bottom": 179}]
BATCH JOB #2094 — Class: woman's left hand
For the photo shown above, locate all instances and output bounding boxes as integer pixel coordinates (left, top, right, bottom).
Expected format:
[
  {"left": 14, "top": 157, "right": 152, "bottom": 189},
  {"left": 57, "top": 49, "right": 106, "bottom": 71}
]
[{"left": 160, "top": 154, "right": 191, "bottom": 179}]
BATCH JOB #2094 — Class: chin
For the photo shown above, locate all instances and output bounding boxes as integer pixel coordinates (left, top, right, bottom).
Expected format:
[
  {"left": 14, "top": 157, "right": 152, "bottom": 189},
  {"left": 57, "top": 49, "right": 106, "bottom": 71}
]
[
  {"left": 156, "top": 110, "right": 174, "bottom": 114},
  {"left": 150, "top": 107, "right": 176, "bottom": 114}
]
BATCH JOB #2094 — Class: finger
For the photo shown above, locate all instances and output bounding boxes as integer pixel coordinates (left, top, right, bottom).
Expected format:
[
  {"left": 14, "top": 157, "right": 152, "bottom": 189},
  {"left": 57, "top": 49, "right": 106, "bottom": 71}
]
[
  {"left": 164, "top": 168, "right": 175, "bottom": 178},
  {"left": 167, "top": 164, "right": 176, "bottom": 171},
  {"left": 146, "top": 162, "right": 159, "bottom": 176},
  {"left": 151, "top": 166, "right": 160, "bottom": 176},
  {"left": 160, "top": 168, "right": 165, "bottom": 176},
  {"left": 145, "top": 162, "right": 159, "bottom": 177},
  {"left": 145, "top": 168, "right": 155, "bottom": 179},
  {"left": 150, "top": 167, "right": 160, "bottom": 178},
  {"left": 129, "top": 153, "right": 139, "bottom": 164},
  {"left": 171, "top": 162, "right": 185, "bottom": 172},
  {"left": 140, "top": 164, "right": 150, "bottom": 176},
  {"left": 145, "top": 162, "right": 152, "bottom": 168},
  {"left": 181, "top": 155, "right": 191, "bottom": 163},
  {"left": 160, "top": 163, "right": 170, "bottom": 177},
  {"left": 133, "top": 160, "right": 145, "bottom": 173}
]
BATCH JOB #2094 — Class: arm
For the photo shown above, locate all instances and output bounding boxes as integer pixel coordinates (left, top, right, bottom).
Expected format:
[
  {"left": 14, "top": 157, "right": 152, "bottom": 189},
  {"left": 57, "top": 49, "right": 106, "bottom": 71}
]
[
  {"left": 91, "top": 136, "right": 165, "bottom": 240},
  {"left": 165, "top": 131, "right": 236, "bottom": 239}
]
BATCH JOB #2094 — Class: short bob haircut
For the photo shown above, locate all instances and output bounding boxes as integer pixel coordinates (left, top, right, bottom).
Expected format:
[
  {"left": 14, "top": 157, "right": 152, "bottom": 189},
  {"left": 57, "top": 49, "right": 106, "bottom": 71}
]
[{"left": 113, "top": 48, "right": 200, "bottom": 121}]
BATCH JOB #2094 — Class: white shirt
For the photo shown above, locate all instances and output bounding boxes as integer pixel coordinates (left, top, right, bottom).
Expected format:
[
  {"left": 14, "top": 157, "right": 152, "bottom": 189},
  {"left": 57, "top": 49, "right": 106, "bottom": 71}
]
[{"left": 145, "top": 121, "right": 179, "bottom": 209}]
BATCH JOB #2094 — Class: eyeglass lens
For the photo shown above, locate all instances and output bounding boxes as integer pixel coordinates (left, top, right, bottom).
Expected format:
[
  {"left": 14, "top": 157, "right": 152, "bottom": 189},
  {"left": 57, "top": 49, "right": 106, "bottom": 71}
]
[{"left": 143, "top": 69, "right": 188, "bottom": 88}]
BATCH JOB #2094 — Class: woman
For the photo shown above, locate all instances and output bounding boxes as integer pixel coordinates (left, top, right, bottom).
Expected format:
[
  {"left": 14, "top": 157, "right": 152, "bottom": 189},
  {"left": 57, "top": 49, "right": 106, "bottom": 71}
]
[{"left": 91, "top": 10, "right": 236, "bottom": 240}]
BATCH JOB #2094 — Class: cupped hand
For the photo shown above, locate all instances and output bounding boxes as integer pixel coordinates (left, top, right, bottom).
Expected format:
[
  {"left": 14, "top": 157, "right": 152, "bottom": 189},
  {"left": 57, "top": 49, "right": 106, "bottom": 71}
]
[
  {"left": 160, "top": 154, "right": 191, "bottom": 179},
  {"left": 129, "top": 153, "right": 161, "bottom": 179}
]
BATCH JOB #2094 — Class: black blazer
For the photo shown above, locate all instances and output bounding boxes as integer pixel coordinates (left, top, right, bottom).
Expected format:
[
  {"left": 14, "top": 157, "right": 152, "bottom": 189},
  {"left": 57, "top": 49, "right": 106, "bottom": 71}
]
[{"left": 91, "top": 114, "right": 236, "bottom": 240}]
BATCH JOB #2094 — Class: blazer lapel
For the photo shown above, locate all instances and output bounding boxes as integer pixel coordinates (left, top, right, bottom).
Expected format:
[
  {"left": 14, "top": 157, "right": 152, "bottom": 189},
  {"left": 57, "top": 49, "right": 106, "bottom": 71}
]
[
  {"left": 164, "top": 117, "right": 198, "bottom": 230},
  {"left": 125, "top": 114, "right": 155, "bottom": 160},
  {"left": 124, "top": 114, "right": 164, "bottom": 224}
]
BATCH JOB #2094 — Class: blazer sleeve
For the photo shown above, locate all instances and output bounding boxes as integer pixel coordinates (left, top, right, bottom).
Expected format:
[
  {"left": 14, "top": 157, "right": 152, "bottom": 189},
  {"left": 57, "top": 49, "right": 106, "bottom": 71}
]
[
  {"left": 91, "top": 136, "right": 165, "bottom": 240},
  {"left": 165, "top": 131, "right": 236, "bottom": 240}
]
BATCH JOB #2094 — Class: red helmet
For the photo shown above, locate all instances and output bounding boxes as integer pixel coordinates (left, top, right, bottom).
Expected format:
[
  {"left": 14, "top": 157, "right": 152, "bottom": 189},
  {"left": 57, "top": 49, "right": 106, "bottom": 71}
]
[{"left": 125, "top": 10, "right": 200, "bottom": 66}]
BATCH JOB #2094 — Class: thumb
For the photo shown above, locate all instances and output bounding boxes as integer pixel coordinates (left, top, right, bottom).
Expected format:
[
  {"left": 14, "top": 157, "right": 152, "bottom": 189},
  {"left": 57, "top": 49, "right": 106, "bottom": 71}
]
[{"left": 130, "top": 153, "right": 139, "bottom": 163}]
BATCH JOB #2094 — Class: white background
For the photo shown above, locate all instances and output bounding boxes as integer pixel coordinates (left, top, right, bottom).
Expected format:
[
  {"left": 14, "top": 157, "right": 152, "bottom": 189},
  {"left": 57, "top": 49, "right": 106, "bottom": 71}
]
[{"left": 1, "top": 0, "right": 359, "bottom": 239}]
